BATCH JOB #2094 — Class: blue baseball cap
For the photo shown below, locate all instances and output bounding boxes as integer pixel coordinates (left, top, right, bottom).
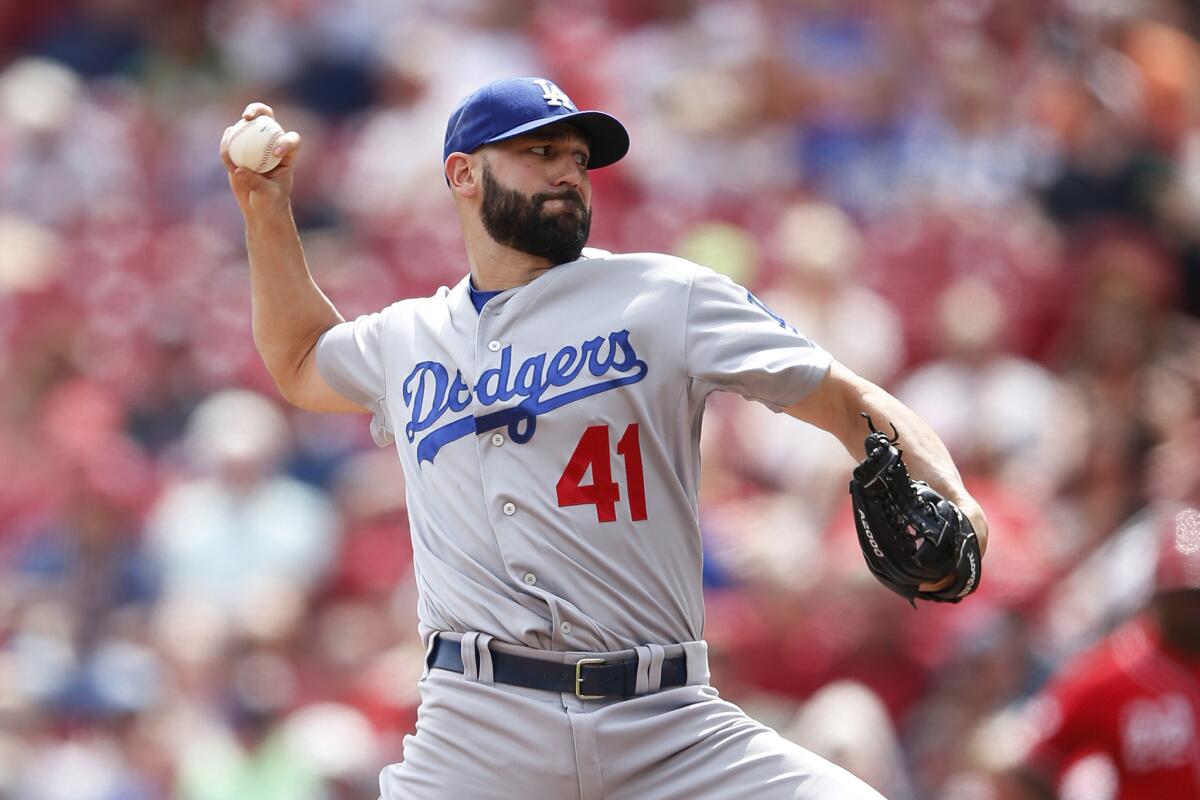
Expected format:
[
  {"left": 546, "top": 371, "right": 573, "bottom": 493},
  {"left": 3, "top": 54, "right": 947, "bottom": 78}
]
[{"left": 443, "top": 77, "right": 629, "bottom": 170}]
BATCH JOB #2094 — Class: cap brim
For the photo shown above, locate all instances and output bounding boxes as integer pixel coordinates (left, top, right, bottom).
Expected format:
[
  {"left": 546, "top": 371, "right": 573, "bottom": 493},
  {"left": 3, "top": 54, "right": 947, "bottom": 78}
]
[{"left": 482, "top": 110, "right": 630, "bottom": 170}]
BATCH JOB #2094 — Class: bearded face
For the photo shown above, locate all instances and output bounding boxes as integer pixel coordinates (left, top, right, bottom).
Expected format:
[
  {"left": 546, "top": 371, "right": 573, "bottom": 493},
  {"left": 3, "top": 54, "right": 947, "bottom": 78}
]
[{"left": 478, "top": 160, "right": 592, "bottom": 266}]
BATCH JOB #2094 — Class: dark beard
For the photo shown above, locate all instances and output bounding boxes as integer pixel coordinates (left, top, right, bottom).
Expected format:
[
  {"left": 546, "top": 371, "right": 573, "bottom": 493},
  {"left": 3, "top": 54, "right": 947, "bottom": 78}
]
[{"left": 479, "top": 162, "right": 591, "bottom": 265}]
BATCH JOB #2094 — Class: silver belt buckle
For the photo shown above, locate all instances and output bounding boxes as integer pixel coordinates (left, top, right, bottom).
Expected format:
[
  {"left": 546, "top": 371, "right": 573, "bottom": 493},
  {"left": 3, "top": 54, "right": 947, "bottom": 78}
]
[{"left": 574, "top": 657, "right": 607, "bottom": 699}]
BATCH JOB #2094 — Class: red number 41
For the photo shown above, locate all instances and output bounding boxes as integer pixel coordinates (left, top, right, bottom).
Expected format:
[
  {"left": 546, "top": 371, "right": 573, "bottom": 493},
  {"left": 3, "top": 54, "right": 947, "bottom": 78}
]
[{"left": 556, "top": 424, "right": 648, "bottom": 523}]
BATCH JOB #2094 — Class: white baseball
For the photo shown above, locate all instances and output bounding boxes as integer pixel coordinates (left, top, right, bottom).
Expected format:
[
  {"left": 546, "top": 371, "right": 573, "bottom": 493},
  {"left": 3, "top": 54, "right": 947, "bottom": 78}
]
[{"left": 228, "top": 115, "right": 285, "bottom": 173}]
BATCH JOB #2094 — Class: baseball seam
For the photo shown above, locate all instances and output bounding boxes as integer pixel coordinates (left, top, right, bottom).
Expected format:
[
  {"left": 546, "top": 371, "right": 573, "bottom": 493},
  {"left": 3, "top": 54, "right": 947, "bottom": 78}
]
[
  {"left": 258, "top": 129, "right": 283, "bottom": 172},
  {"left": 229, "top": 121, "right": 283, "bottom": 173}
]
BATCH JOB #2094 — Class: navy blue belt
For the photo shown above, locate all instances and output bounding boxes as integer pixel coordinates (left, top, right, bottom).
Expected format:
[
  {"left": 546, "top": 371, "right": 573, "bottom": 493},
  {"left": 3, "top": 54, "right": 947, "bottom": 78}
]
[{"left": 428, "top": 636, "right": 689, "bottom": 699}]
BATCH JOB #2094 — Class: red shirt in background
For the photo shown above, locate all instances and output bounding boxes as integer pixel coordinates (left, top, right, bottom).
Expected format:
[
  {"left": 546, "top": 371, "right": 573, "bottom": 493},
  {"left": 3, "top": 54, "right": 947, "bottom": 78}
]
[{"left": 1026, "top": 618, "right": 1200, "bottom": 799}]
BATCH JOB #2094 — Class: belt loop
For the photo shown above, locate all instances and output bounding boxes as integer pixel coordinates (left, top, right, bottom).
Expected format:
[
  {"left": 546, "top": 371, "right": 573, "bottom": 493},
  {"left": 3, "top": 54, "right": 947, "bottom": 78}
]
[
  {"left": 646, "top": 644, "right": 665, "bottom": 692},
  {"left": 475, "top": 633, "right": 495, "bottom": 685},
  {"left": 460, "top": 632, "right": 481, "bottom": 682},
  {"left": 634, "top": 646, "right": 652, "bottom": 694},
  {"left": 682, "top": 641, "right": 710, "bottom": 686},
  {"left": 420, "top": 633, "right": 439, "bottom": 682}
]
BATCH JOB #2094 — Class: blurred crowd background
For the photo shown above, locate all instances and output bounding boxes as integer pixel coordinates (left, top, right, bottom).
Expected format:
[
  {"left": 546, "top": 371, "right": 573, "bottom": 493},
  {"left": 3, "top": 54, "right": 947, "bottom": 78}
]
[{"left": 3, "top": 0, "right": 1200, "bottom": 798}]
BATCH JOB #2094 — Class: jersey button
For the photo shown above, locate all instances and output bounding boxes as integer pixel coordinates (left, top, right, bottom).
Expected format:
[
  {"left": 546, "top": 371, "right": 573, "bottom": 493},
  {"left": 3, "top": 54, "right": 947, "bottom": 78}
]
[
  {"left": 491, "top": 433, "right": 505, "bottom": 446},
  {"left": 502, "top": 502, "right": 517, "bottom": 516},
  {"left": 487, "top": 340, "right": 501, "bottom": 352},
  {"left": 560, "top": 621, "right": 572, "bottom": 635},
  {"left": 523, "top": 573, "right": 536, "bottom": 586}
]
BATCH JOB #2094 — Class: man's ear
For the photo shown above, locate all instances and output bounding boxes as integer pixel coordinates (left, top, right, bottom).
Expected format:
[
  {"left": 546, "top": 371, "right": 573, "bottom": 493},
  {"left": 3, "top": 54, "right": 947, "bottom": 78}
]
[{"left": 446, "top": 153, "right": 478, "bottom": 198}]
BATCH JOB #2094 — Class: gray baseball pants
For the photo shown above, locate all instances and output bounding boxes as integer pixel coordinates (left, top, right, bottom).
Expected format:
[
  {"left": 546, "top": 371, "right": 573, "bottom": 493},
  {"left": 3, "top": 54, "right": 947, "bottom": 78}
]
[{"left": 378, "top": 632, "right": 886, "bottom": 799}]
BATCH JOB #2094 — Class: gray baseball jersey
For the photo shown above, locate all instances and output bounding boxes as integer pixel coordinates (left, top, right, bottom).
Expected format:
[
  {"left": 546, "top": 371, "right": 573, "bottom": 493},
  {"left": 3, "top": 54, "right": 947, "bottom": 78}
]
[{"left": 315, "top": 248, "right": 831, "bottom": 653}]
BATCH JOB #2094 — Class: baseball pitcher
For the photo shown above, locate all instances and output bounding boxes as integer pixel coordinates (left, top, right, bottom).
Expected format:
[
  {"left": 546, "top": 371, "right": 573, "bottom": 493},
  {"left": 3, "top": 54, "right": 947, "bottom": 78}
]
[{"left": 220, "top": 77, "right": 989, "bottom": 799}]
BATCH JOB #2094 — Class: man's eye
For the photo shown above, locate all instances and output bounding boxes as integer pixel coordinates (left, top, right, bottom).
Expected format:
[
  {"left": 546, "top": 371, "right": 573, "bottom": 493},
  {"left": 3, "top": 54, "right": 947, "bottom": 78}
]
[
  {"left": 530, "top": 146, "right": 548, "bottom": 156},
  {"left": 574, "top": 153, "right": 589, "bottom": 166}
]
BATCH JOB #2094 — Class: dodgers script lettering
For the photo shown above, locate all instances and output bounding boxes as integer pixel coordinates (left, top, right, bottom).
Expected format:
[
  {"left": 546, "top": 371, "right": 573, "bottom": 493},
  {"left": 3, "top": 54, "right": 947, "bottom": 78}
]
[{"left": 402, "top": 330, "right": 649, "bottom": 464}]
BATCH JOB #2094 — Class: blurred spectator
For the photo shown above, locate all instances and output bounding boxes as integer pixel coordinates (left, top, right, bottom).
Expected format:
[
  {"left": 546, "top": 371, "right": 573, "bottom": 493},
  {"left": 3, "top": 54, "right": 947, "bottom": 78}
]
[
  {"left": 144, "top": 389, "right": 338, "bottom": 633},
  {"left": 775, "top": 0, "right": 913, "bottom": 212},
  {"left": 1051, "top": 229, "right": 1193, "bottom": 545},
  {"left": 280, "top": 702, "right": 382, "bottom": 798},
  {"left": 13, "top": 725, "right": 161, "bottom": 800},
  {"left": 604, "top": 0, "right": 796, "bottom": 202},
  {"left": 1039, "top": 395, "right": 1200, "bottom": 661},
  {"left": 327, "top": 448, "right": 412, "bottom": 597},
  {"left": 171, "top": 645, "right": 322, "bottom": 800},
  {"left": 907, "top": 611, "right": 1047, "bottom": 799},
  {"left": 895, "top": 276, "right": 1073, "bottom": 495},
  {"left": 784, "top": 680, "right": 916, "bottom": 800},
  {"left": 764, "top": 201, "right": 902, "bottom": 384},
  {"left": 0, "top": 57, "right": 147, "bottom": 228},
  {"left": 999, "top": 507, "right": 1200, "bottom": 800},
  {"left": 897, "top": 38, "right": 1058, "bottom": 211}
]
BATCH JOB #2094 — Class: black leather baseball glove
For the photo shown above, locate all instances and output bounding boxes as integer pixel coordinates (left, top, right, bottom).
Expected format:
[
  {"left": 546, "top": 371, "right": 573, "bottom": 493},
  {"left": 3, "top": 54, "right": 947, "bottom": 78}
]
[{"left": 848, "top": 414, "right": 981, "bottom": 606}]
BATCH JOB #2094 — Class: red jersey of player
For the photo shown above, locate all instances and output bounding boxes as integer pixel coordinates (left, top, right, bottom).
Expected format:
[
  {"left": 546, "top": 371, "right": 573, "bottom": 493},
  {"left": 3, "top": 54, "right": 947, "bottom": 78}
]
[{"left": 1012, "top": 507, "right": 1200, "bottom": 800}]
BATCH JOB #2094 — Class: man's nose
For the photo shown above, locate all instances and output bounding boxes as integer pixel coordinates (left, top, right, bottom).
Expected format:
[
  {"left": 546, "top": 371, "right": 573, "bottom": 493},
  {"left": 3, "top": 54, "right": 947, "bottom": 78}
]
[{"left": 551, "top": 158, "right": 584, "bottom": 188}]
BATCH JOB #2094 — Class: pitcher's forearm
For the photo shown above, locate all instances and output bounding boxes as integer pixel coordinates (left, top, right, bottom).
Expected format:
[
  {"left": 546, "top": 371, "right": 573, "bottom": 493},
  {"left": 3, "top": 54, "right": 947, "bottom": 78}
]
[
  {"left": 244, "top": 208, "right": 344, "bottom": 386},
  {"left": 219, "top": 104, "right": 359, "bottom": 411},
  {"left": 787, "top": 361, "right": 988, "bottom": 554},
  {"left": 853, "top": 386, "right": 962, "bottom": 496},
  {"left": 850, "top": 384, "right": 988, "bottom": 555}
]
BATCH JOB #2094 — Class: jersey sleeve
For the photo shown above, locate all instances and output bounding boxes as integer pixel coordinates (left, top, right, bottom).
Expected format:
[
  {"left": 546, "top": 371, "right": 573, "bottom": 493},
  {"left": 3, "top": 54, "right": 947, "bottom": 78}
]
[
  {"left": 315, "top": 312, "right": 394, "bottom": 446},
  {"left": 684, "top": 265, "right": 832, "bottom": 410}
]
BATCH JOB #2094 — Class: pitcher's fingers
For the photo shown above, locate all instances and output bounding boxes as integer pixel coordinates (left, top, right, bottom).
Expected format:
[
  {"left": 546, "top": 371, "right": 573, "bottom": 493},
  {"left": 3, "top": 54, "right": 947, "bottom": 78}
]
[
  {"left": 918, "top": 575, "right": 955, "bottom": 593},
  {"left": 219, "top": 126, "right": 239, "bottom": 170},
  {"left": 231, "top": 166, "right": 268, "bottom": 193},
  {"left": 242, "top": 102, "right": 275, "bottom": 120},
  {"left": 273, "top": 131, "right": 302, "bottom": 167}
]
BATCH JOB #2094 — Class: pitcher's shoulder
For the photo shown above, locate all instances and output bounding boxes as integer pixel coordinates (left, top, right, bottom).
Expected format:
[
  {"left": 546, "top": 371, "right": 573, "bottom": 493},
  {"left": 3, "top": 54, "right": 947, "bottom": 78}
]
[
  {"left": 575, "top": 249, "right": 703, "bottom": 286},
  {"left": 372, "top": 276, "right": 470, "bottom": 321}
]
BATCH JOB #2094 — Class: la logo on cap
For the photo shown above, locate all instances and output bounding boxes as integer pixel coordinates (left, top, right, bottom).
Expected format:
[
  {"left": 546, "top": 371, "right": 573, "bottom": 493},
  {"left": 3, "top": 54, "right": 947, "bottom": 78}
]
[{"left": 532, "top": 79, "right": 576, "bottom": 111}]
